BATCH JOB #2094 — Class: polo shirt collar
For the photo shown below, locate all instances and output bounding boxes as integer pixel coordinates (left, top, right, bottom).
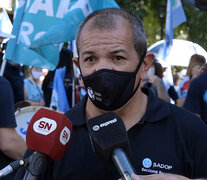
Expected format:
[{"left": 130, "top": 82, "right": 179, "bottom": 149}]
[
  {"left": 65, "top": 87, "right": 171, "bottom": 126},
  {"left": 140, "top": 87, "right": 171, "bottom": 123},
  {"left": 64, "top": 95, "right": 88, "bottom": 126}
]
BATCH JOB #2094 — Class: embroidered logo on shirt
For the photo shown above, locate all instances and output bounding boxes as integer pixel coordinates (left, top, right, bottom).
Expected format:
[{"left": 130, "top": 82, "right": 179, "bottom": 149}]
[
  {"left": 141, "top": 157, "right": 173, "bottom": 174},
  {"left": 142, "top": 158, "right": 152, "bottom": 168}
]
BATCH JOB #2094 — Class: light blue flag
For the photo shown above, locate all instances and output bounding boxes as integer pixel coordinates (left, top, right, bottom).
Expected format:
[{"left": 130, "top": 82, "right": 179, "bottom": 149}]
[
  {"left": 50, "top": 66, "right": 70, "bottom": 112},
  {"left": 31, "top": 0, "right": 119, "bottom": 47},
  {"left": 161, "top": 0, "right": 186, "bottom": 85},
  {"left": 5, "top": 0, "right": 119, "bottom": 70},
  {"left": 162, "top": 0, "right": 186, "bottom": 60},
  {"left": 0, "top": 8, "right": 15, "bottom": 38}
]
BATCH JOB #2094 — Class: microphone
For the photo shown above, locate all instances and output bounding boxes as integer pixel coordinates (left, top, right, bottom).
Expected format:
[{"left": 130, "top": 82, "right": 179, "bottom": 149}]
[
  {"left": 87, "top": 112, "right": 136, "bottom": 180},
  {"left": 0, "top": 158, "right": 27, "bottom": 178},
  {"left": 23, "top": 108, "right": 73, "bottom": 180}
]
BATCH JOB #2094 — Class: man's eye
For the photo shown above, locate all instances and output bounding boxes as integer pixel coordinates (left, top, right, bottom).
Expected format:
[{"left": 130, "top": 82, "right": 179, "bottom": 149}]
[
  {"left": 85, "top": 57, "right": 96, "bottom": 62},
  {"left": 113, "top": 56, "right": 124, "bottom": 61}
]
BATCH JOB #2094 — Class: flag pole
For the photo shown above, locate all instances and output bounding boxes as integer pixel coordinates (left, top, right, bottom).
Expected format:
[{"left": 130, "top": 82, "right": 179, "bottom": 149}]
[
  {"left": 0, "top": 57, "right": 6, "bottom": 76},
  {"left": 72, "top": 40, "right": 78, "bottom": 107}
]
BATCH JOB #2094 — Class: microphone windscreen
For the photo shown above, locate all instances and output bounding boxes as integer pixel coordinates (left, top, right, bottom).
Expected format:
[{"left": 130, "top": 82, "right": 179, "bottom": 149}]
[
  {"left": 26, "top": 108, "right": 73, "bottom": 161},
  {"left": 87, "top": 112, "right": 130, "bottom": 163}
]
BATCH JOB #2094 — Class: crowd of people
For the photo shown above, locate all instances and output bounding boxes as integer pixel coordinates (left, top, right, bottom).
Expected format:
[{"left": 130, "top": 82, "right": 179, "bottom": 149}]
[{"left": 0, "top": 7, "right": 207, "bottom": 180}]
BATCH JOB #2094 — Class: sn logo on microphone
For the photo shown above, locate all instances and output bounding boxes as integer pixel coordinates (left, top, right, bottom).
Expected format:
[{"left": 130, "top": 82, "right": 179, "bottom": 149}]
[
  {"left": 60, "top": 127, "right": 71, "bottom": 145},
  {"left": 33, "top": 118, "right": 57, "bottom": 135}
]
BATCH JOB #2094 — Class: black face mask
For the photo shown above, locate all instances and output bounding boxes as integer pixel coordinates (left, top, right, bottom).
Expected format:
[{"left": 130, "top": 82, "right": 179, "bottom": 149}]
[{"left": 82, "top": 52, "right": 146, "bottom": 111}]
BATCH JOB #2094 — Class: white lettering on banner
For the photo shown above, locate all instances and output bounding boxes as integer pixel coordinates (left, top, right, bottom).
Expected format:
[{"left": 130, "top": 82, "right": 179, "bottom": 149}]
[
  {"left": 34, "top": 31, "right": 46, "bottom": 40},
  {"left": 69, "top": 0, "right": 92, "bottom": 17},
  {"left": 25, "top": 0, "right": 31, "bottom": 10},
  {"left": 19, "top": 0, "right": 26, "bottom": 9},
  {"left": 29, "top": 0, "right": 54, "bottom": 16},
  {"left": 56, "top": 0, "right": 70, "bottom": 18},
  {"left": 25, "top": 0, "right": 70, "bottom": 18},
  {"left": 18, "top": 22, "right": 33, "bottom": 45}
]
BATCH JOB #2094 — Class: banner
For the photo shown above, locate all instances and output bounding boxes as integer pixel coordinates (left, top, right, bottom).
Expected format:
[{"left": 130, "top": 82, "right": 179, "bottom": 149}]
[
  {"left": 0, "top": 8, "right": 14, "bottom": 38},
  {"left": 162, "top": 0, "right": 186, "bottom": 60},
  {"left": 5, "top": 0, "right": 119, "bottom": 70},
  {"left": 50, "top": 66, "right": 70, "bottom": 112},
  {"left": 161, "top": 0, "right": 186, "bottom": 84}
]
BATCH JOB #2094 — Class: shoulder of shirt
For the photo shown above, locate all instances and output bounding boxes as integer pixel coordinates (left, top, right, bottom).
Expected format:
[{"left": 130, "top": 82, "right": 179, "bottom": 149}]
[
  {"left": 142, "top": 87, "right": 206, "bottom": 130},
  {"left": 0, "top": 76, "right": 10, "bottom": 85},
  {"left": 168, "top": 102, "right": 207, "bottom": 130},
  {"left": 64, "top": 95, "right": 87, "bottom": 126},
  {"left": 192, "top": 72, "right": 207, "bottom": 84}
]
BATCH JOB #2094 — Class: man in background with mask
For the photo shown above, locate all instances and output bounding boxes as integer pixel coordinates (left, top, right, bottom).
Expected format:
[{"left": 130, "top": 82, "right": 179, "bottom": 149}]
[{"left": 15, "top": 8, "right": 207, "bottom": 180}]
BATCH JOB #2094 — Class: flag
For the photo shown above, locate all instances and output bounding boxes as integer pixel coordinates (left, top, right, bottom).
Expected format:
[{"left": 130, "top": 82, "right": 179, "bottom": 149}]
[
  {"left": 161, "top": 0, "right": 186, "bottom": 85},
  {"left": 30, "top": 0, "right": 119, "bottom": 47},
  {"left": 162, "top": 0, "right": 186, "bottom": 60},
  {"left": 0, "top": 8, "right": 15, "bottom": 38},
  {"left": 5, "top": 0, "right": 119, "bottom": 70},
  {"left": 50, "top": 66, "right": 70, "bottom": 112}
]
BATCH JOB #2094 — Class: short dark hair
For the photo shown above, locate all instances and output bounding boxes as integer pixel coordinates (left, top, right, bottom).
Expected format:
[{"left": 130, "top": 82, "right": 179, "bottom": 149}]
[{"left": 75, "top": 8, "right": 147, "bottom": 58}]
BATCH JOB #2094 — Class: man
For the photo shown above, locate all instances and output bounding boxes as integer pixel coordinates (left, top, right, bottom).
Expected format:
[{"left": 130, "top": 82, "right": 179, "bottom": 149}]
[
  {"left": 184, "top": 72, "right": 207, "bottom": 124},
  {"left": 0, "top": 76, "right": 26, "bottom": 180},
  {"left": 0, "top": 33, "right": 24, "bottom": 104},
  {"left": 15, "top": 8, "right": 207, "bottom": 180}
]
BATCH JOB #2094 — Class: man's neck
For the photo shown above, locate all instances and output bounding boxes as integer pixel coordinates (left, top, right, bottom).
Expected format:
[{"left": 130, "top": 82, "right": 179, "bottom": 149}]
[{"left": 85, "top": 88, "right": 148, "bottom": 130}]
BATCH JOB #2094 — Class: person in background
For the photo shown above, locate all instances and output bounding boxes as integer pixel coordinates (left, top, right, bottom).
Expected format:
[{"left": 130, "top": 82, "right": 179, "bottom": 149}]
[
  {"left": 144, "top": 60, "right": 170, "bottom": 102},
  {"left": 0, "top": 35, "right": 24, "bottom": 104},
  {"left": 24, "top": 67, "right": 45, "bottom": 106},
  {"left": 15, "top": 8, "right": 207, "bottom": 180},
  {"left": 173, "top": 69, "right": 187, "bottom": 94},
  {"left": 0, "top": 76, "right": 26, "bottom": 180},
  {"left": 42, "top": 47, "right": 74, "bottom": 108},
  {"left": 177, "top": 54, "right": 206, "bottom": 107},
  {"left": 3, "top": 62, "right": 24, "bottom": 103},
  {"left": 184, "top": 71, "right": 207, "bottom": 124}
]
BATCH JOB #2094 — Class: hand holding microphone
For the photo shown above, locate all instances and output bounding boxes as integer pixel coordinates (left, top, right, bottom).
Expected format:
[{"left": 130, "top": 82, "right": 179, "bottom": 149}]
[{"left": 87, "top": 112, "right": 136, "bottom": 180}]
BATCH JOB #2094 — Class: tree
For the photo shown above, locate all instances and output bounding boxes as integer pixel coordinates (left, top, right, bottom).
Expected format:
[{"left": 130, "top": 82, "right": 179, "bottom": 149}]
[{"left": 116, "top": 0, "right": 207, "bottom": 51}]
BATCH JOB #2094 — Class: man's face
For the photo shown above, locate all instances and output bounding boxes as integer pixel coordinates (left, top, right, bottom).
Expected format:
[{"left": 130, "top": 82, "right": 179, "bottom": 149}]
[{"left": 78, "top": 18, "right": 141, "bottom": 77}]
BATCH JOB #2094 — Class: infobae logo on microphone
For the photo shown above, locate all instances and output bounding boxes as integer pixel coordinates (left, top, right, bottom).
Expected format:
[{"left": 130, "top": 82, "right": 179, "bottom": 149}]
[
  {"left": 33, "top": 118, "right": 57, "bottom": 135},
  {"left": 60, "top": 127, "right": 71, "bottom": 145}
]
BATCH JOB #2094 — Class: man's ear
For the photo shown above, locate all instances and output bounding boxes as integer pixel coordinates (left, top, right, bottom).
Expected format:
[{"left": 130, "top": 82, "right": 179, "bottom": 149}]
[
  {"left": 140, "top": 52, "right": 155, "bottom": 80},
  {"left": 72, "top": 57, "right": 79, "bottom": 68}
]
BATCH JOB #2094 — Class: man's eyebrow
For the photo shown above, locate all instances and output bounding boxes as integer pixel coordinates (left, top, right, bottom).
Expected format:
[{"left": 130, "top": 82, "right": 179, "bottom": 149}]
[
  {"left": 110, "top": 49, "right": 128, "bottom": 54},
  {"left": 81, "top": 50, "right": 94, "bottom": 56}
]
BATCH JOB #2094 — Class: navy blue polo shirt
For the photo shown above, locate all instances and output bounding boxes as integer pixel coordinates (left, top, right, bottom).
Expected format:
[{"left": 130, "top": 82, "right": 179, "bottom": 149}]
[
  {"left": 0, "top": 77, "right": 17, "bottom": 180},
  {"left": 0, "top": 76, "right": 17, "bottom": 128},
  {"left": 184, "top": 72, "right": 207, "bottom": 124},
  {"left": 15, "top": 88, "right": 207, "bottom": 180}
]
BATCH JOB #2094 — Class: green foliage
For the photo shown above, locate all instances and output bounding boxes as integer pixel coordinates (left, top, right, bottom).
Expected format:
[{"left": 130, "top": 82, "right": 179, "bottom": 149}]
[
  {"left": 116, "top": 0, "right": 207, "bottom": 51},
  {"left": 172, "top": 66, "right": 186, "bottom": 73}
]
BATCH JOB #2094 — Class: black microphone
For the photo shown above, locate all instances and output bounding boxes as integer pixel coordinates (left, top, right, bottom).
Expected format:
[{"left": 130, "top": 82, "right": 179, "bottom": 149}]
[
  {"left": 0, "top": 158, "right": 28, "bottom": 178},
  {"left": 87, "top": 112, "right": 136, "bottom": 180}
]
